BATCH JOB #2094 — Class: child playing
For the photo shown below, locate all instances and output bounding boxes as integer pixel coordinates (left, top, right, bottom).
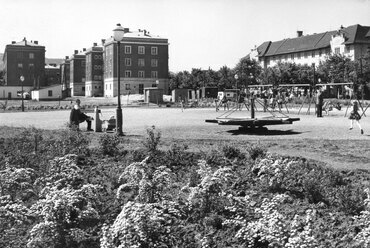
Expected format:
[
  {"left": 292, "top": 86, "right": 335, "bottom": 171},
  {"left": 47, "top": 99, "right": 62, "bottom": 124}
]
[{"left": 349, "top": 101, "right": 363, "bottom": 135}]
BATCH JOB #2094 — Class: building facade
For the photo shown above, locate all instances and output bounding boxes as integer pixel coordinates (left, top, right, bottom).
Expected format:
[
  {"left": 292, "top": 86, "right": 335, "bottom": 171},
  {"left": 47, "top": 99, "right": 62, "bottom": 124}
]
[
  {"left": 44, "top": 64, "right": 60, "bottom": 86},
  {"left": 3, "top": 38, "right": 45, "bottom": 88},
  {"left": 103, "top": 28, "right": 169, "bottom": 97},
  {"left": 252, "top": 24, "right": 370, "bottom": 69},
  {"left": 69, "top": 50, "right": 86, "bottom": 97},
  {"left": 85, "top": 43, "right": 104, "bottom": 97},
  {"left": 60, "top": 56, "right": 71, "bottom": 97}
]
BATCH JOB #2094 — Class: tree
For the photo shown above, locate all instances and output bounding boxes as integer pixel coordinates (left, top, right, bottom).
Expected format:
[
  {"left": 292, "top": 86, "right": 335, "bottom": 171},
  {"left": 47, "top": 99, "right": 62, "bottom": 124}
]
[{"left": 233, "top": 57, "right": 262, "bottom": 88}]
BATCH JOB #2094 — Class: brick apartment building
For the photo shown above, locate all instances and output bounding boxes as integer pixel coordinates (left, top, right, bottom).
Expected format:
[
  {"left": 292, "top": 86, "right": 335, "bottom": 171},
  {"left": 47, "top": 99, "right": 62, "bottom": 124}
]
[
  {"left": 69, "top": 49, "right": 86, "bottom": 96},
  {"left": 85, "top": 43, "right": 104, "bottom": 97},
  {"left": 44, "top": 64, "right": 60, "bottom": 86},
  {"left": 103, "top": 28, "right": 169, "bottom": 97},
  {"left": 2, "top": 38, "right": 45, "bottom": 88},
  {"left": 251, "top": 24, "right": 370, "bottom": 68}
]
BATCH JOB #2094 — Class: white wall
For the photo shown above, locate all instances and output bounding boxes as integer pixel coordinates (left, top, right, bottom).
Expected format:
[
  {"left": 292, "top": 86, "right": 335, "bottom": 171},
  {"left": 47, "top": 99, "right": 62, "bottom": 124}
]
[{"left": 0, "top": 86, "right": 33, "bottom": 99}]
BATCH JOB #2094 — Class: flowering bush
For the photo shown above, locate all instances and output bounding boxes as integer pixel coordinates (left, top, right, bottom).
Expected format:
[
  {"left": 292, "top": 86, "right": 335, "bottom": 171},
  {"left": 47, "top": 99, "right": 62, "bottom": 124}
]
[
  {"left": 100, "top": 201, "right": 184, "bottom": 248},
  {"left": 116, "top": 156, "right": 174, "bottom": 204}
]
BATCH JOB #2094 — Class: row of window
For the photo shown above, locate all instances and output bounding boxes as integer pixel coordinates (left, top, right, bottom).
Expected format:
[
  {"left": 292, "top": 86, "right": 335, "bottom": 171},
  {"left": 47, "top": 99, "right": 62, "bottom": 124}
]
[
  {"left": 125, "top": 58, "right": 158, "bottom": 67},
  {"left": 124, "top": 70, "right": 158, "bottom": 78},
  {"left": 125, "top": 46, "right": 158, "bottom": 55},
  {"left": 267, "top": 48, "right": 331, "bottom": 64},
  {"left": 17, "top": 52, "right": 34, "bottom": 59}
]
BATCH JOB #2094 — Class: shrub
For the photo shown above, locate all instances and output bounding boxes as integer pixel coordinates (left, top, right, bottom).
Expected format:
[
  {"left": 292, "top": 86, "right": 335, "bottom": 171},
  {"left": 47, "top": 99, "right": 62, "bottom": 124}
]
[
  {"left": 98, "top": 134, "right": 121, "bottom": 156},
  {"left": 222, "top": 145, "right": 244, "bottom": 160},
  {"left": 247, "top": 143, "right": 267, "bottom": 160},
  {"left": 143, "top": 126, "right": 161, "bottom": 155}
]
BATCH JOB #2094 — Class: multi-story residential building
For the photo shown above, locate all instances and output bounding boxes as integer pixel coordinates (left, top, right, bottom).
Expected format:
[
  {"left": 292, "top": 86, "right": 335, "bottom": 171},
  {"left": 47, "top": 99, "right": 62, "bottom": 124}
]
[
  {"left": 44, "top": 64, "right": 60, "bottom": 86},
  {"left": 251, "top": 24, "right": 370, "bottom": 69},
  {"left": 103, "top": 28, "right": 169, "bottom": 97},
  {"left": 2, "top": 38, "right": 45, "bottom": 88},
  {"left": 85, "top": 43, "right": 104, "bottom": 97},
  {"left": 69, "top": 49, "right": 86, "bottom": 96},
  {"left": 60, "top": 56, "right": 71, "bottom": 97}
]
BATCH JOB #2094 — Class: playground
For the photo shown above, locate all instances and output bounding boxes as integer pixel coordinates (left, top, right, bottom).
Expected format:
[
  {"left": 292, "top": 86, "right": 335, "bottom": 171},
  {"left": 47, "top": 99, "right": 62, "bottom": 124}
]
[{"left": 1, "top": 103, "right": 370, "bottom": 170}]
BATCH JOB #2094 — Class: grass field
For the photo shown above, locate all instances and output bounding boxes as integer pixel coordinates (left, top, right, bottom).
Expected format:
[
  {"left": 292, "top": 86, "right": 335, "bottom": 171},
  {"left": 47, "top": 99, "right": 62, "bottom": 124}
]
[{"left": 1, "top": 103, "right": 369, "bottom": 170}]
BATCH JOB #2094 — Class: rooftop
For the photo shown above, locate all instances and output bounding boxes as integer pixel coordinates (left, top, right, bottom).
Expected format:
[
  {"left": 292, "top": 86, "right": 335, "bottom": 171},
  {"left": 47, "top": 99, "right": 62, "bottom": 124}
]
[{"left": 257, "top": 24, "right": 370, "bottom": 57}]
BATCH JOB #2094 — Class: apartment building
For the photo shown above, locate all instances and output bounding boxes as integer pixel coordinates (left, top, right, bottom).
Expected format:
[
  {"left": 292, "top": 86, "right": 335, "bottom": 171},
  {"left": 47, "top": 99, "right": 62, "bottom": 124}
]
[
  {"left": 251, "top": 24, "right": 370, "bottom": 68},
  {"left": 85, "top": 43, "right": 104, "bottom": 97},
  {"left": 2, "top": 38, "right": 45, "bottom": 88},
  {"left": 69, "top": 49, "right": 86, "bottom": 96},
  {"left": 60, "top": 56, "right": 70, "bottom": 97},
  {"left": 103, "top": 28, "right": 169, "bottom": 97}
]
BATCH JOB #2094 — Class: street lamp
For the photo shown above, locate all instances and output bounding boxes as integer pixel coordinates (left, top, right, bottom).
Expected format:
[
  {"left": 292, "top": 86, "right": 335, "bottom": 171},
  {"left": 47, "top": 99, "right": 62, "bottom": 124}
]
[
  {"left": 20, "top": 75, "right": 25, "bottom": 112},
  {"left": 234, "top": 74, "right": 239, "bottom": 103},
  {"left": 113, "top": 23, "right": 125, "bottom": 136}
]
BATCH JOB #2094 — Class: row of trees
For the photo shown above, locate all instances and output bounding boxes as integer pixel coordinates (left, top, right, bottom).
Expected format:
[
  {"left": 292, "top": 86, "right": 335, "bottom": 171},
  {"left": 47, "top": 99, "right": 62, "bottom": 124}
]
[{"left": 169, "top": 53, "right": 370, "bottom": 92}]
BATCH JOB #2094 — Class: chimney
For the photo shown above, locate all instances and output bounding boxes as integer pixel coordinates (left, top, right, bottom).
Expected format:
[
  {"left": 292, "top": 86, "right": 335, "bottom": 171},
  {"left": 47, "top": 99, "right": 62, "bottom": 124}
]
[
  {"left": 34, "top": 41, "right": 38, "bottom": 45},
  {"left": 83, "top": 48, "right": 86, "bottom": 52},
  {"left": 144, "top": 30, "right": 147, "bottom": 35},
  {"left": 11, "top": 41, "right": 16, "bottom": 44},
  {"left": 74, "top": 50, "right": 78, "bottom": 54},
  {"left": 297, "top": 31, "right": 303, "bottom": 37},
  {"left": 65, "top": 56, "right": 69, "bottom": 59},
  {"left": 124, "top": 28, "right": 129, "bottom": 33},
  {"left": 93, "top": 42, "right": 97, "bottom": 47},
  {"left": 101, "top": 39, "right": 106, "bottom": 45}
]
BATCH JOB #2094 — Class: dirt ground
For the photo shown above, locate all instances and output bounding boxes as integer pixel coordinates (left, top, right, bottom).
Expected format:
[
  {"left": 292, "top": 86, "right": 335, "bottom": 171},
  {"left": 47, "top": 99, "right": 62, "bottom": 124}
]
[{"left": 1, "top": 106, "right": 369, "bottom": 170}]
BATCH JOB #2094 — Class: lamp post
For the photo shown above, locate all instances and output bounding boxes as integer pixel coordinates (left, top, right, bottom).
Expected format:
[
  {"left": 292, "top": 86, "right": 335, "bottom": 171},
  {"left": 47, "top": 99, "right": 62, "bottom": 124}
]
[
  {"left": 234, "top": 74, "right": 239, "bottom": 103},
  {"left": 113, "top": 23, "right": 125, "bottom": 136},
  {"left": 20, "top": 75, "right": 25, "bottom": 112}
]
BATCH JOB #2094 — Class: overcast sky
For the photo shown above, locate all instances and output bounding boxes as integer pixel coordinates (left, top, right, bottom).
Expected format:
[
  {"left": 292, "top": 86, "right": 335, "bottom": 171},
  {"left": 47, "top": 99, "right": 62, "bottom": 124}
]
[{"left": 1, "top": 0, "right": 369, "bottom": 72}]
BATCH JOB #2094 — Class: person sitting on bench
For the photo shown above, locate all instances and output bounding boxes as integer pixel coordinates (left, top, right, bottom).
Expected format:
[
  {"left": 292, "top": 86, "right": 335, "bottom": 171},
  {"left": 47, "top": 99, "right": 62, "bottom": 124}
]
[{"left": 69, "top": 99, "right": 93, "bottom": 131}]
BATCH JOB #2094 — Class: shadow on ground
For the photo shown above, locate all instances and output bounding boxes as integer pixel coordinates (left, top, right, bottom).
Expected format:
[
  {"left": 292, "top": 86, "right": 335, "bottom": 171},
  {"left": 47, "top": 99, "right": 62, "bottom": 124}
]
[{"left": 227, "top": 128, "right": 303, "bottom": 136}]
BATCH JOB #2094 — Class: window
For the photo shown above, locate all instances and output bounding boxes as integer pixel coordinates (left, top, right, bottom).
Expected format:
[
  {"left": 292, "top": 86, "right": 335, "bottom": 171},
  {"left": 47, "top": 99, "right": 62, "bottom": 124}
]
[
  {"left": 125, "top": 58, "right": 132, "bottom": 66},
  {"left": 29, "top": 53, "right": 34, "bottom": 59},
  {"left": 125, "top": 84, "right": 130, "bottom": 90},
  {"left": 290, "top": 54, "right": 294, "bottom": 60},
  {"left": 18, "top": 63, "right": 23, "bottom": 68},
  {"left": 48, "top": 90, "right": 52, "bottom": 96},
  {"left": 304, "top": 52, "right": 308, "bottom": 58},
  {"left": 152, "top": 83, "right": 157, "bottom": 87},
  {"left": 29, "top": 63, "right": 34, "bottom": 69},
  {"left": 151, "top": 59, "right": 158, "bottom": 67},
  {"left": 151, "top": 71, "right": 158, "bottom": 78},
  {"left": 82, "top": 87, "right": 85, "bottom": 91},
  {"left": 81, "top": 61, "right": 86, "bottom": 67},
  {"left": 125, "top": 70, "right": 132, "bottom": 77},
  {"left": 138, "top": 59, "right": 145, "bottom": 67},
  {"left": 297, "top": 53, "right": 301, "bottom": 59},
  {"left": 138, "top": 46, "right": 145, "bottom": 54},
  {"left": 345, "top": 46, "right": 350, "bottom": 53},
  {"left": 138, "top": 71, "right": 145, "bottom": 78},
  {"left": 311, "top": 51, "right": 315, "bottom": 57},
  {"left": 125, "top": 46, "right": 132, "bottom": 54},
  {"left": 335, "top": 48, "right": 340, "bottom": 54},
  {"left": 319, "top": 50, "right": 322, "bottom": 56},
  {"left": 151, "top": 47, "right": 158, "bottom": 55}
]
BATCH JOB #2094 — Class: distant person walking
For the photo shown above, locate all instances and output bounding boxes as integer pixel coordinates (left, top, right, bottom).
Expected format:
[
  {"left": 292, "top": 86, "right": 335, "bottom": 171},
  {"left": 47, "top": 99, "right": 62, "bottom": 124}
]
[
  {"left": 69, "top": 99, "right": 93, "bottom": 131},
  {"left": 349, "top": 100, "right": 363, "bottom": 134}
]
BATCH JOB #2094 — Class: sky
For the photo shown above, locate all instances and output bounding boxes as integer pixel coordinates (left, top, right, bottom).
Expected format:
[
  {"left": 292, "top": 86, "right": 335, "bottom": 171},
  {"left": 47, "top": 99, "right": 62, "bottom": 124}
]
[{"left": 1, "top": 0, "right": 369, "bottom": 72}]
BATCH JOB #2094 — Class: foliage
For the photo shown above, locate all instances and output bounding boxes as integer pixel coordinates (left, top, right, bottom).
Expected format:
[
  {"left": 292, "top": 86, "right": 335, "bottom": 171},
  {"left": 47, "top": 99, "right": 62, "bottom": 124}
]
[
  {"left": 143, "top": 125, "right": 161, "bottom": 155},
  {"left": 98, "top": 134, "right": 121, "bottom": 156},
  {"left": 2, "top": 127, "right": 370, "bottom": 247}
]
